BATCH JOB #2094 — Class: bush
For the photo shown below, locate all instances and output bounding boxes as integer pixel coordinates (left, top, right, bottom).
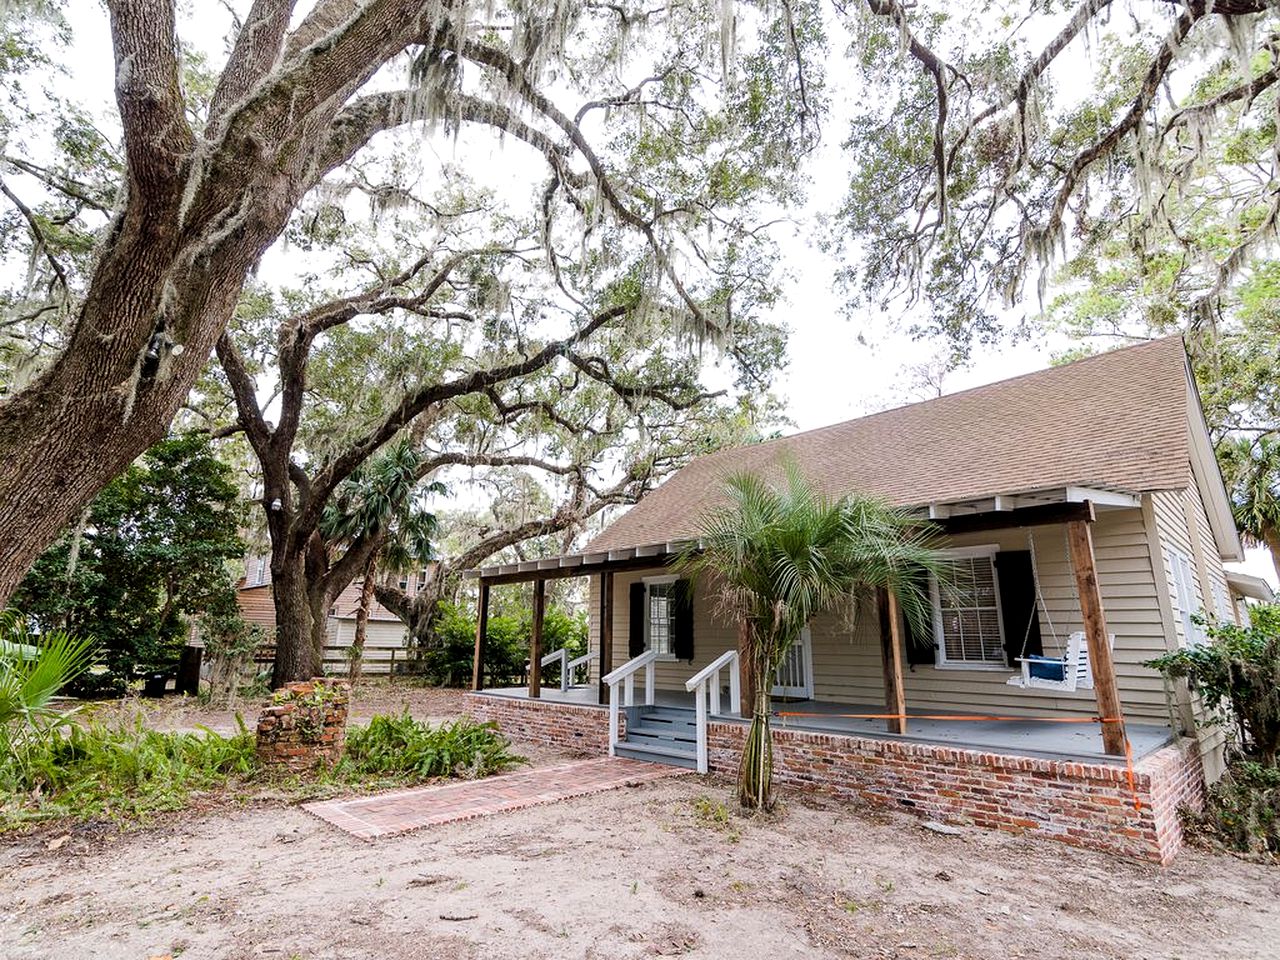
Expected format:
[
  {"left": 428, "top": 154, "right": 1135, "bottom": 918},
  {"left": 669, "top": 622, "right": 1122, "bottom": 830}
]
[
  {"left": 1147, "top": 604, "right": 1280, "bottom": 763},
  {"left": 1188, "top": 759, "right": 1280, "bottom": 857},
  {"left": 342, "top": 713, "right": 522, "bottom": 779},
  {"left": 421, "top": 600, "right": 588, "bottom": 687},
  {"left": 0, "top": 710, "right": 522, "bottom": 831},
  {"left": 1, "top": 718, "right": 256, "bottom": 829}
]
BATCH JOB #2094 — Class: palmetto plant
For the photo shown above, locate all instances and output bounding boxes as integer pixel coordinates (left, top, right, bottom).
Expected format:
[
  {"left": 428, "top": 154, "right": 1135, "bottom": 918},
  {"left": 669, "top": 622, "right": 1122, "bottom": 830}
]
[
  {"left": 0, "top": 611, "right": 96, "bottom": 760},
  {"left": 681, "top": 463, "right": 942, "bottom": 810},
  {"left": 321, "top": 440, "right": 443, "bottom": 680},
  {"left": 1220, "top": 435, "right": 1280, "bottom": 585}
]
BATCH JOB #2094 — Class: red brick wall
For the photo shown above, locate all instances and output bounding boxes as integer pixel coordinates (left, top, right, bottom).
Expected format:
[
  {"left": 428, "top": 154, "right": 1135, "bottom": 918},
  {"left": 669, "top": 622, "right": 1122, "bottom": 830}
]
[
  {"left": 464, "top": 693, "right": 622, "bottom": 753},
  {"left": 461, "top": 694, "right": 1206, "bottom": 863},
  {"left": 706, "top": 721, "right": 1205, "bottom": 863}
]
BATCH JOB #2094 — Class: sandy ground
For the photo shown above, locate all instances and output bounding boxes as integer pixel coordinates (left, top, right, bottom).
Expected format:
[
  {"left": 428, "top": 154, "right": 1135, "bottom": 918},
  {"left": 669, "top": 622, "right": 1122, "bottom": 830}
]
[
  {"left": 2, "top": 762, "right": 1277, "bottom": 960},
  {"left": 78, "top": 679, "right": 470, "bottom": 735}
]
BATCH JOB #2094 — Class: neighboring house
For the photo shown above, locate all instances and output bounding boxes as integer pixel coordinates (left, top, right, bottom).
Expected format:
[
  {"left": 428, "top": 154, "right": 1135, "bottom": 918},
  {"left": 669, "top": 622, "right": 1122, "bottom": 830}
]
[
  {"left": 236, "top": 558, "right": 430, "bottom": 674},
  {"left": 1226, "top": 571, "right": 1275, "bottom": 625},
  {"left": 462, "top": 336, "right": 1251, "bottom": 863}
]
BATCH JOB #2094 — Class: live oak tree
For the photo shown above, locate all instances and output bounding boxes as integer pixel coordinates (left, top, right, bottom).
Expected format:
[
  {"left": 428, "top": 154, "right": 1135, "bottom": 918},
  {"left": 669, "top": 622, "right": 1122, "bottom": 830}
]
[
  {"left": 0, "top": 0, "right": 823, "bottom": 610},
  {"left": 835, "top": 0, "right": 1280, "bottom": 358}
]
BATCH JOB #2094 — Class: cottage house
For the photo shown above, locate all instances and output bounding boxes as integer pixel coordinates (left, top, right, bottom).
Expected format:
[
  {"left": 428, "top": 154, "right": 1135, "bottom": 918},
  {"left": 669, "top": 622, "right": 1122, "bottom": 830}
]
[{"left": 463, "top": 336, "right": 1252, "bottom": 862}]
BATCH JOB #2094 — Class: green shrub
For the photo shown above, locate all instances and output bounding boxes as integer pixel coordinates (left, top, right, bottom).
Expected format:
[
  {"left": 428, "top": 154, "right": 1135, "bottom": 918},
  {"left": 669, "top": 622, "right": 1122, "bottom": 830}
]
[
  {"left": 1147, "top": 604, "right": 1280, "bottom": 763},
  {"left": 342, "top": 713, "right": 523, "bottom": 779},
  {"left": 1188, "top": 759, "right": 1280, "bottom": 857},
  {"left": 422, "top": 600, "right": 588, "bottom": 687},
  {"left": 1, "top": 718, "right": 256, "bottom": 828}
]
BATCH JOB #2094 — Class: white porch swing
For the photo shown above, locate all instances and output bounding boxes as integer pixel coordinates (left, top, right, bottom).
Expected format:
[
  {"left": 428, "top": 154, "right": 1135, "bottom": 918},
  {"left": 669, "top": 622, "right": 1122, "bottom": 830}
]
[{"left": 1005, "top": 529, "right": 1114, "bottom": 693}]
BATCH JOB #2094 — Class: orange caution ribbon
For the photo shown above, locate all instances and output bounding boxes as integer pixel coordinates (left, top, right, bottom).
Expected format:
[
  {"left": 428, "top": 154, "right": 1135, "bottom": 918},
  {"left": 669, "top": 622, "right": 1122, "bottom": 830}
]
[{"left": 771, "top": 710, "right": 1143, "bottom": 812}]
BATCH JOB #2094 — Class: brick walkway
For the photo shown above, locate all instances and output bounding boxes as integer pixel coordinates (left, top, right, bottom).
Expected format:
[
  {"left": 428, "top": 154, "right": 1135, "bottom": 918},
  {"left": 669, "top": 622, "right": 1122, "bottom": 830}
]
[{"left": 303, "top": 757, "right": 686, "bottom": 840}]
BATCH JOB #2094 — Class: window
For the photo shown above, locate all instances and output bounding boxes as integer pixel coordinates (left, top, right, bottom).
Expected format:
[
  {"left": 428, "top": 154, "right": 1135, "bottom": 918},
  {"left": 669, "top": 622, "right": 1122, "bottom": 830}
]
[
  {"left": 931, "top": 547, "right": 1007, "bottom": 668},
  {"left": 1167, "top": 549, "right": 1206, "bottom": 646},
  {"left": 416, "top": 569, "right": 428, "bottom": 591},
  {"left": 254, "top": 556, "right": 267, "bottom": 585},
  {"left": 645, "top": 577, "right": 676, "bottom": 658},
  {"left": 398, "top": 573, "right": 409, "bottom": 591},
  {"left": 1211, "top": 579, "right": 1232, "bottom": 622}
]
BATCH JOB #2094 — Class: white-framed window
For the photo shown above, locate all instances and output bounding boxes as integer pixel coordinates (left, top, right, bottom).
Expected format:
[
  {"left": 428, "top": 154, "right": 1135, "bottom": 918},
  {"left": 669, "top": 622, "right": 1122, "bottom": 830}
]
[
  {"left": 1167, "top": 548, "right": 1206, "bottom": 647},
  {"left": 644, "top": 575, "right": 678, "bottom": 659},
  {"left": 416, "top": 569, "right": 428, "bottom": 591},
  {"left": 1211, "top": 579, "right": 1232, "bottom": 622},
  {"left": 398, "top": 573, "right": 409, "bottom": 591},
  {"left": 931, "top": 545, "right": 1007, "bottom": 669},
  {"left": 254, "top": 556, "right": 267, "bottom": 585}
]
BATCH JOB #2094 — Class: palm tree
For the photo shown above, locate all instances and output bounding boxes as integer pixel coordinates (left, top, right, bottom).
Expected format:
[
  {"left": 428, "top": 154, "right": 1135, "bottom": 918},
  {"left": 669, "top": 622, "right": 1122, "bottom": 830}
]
[
  {"left": 0, "top": 611, "right": 96, "bottom": 761},
  {"left": 681, "top": 463, "right": 942, "bottom": 811},
  {"left": 321, "top": 441, "right": 442, "bottom": 681},
  {"left": 1220, "top": 435, "right": 1280, "bottom": 584}
]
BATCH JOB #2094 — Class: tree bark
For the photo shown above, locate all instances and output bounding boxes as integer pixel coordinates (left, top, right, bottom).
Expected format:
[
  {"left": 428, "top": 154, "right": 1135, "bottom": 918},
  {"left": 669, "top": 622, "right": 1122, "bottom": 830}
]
[
  {"left": 1265, "top": 529, "right": 1280, "bottom": 589},
  {"left": 270, "top": 552, "right": 319, "bottom": 688},
  {"left": 351, "top": 556, "right": 376, "bottom": 681}
]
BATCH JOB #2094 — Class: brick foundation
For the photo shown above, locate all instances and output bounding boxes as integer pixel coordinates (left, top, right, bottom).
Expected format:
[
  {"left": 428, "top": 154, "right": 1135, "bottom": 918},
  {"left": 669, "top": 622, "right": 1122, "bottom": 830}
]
[
  {"left": 707, "top": 721, "right": 1206, "bottom": 863},
  {"left": 463, "top": 693, "right": 1208, "bottom": 863},
  {"left": 464, "top": 692, "right": 622, "bottom": 752},
  {"left": 256, "top": 677, "right": 351, "bottom": 771}
]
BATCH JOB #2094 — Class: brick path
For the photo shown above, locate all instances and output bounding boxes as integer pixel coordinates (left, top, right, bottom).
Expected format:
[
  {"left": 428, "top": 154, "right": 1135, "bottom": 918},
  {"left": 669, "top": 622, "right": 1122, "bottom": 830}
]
[{"left": 303, "top": 757, "right": 686, "bottom": 840}]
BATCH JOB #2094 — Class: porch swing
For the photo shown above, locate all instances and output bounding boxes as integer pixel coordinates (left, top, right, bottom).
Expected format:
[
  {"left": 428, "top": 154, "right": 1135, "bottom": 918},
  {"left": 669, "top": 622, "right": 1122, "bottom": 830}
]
[{"left": 1004, "top": 529, "right": 1114, "bottom": 693}]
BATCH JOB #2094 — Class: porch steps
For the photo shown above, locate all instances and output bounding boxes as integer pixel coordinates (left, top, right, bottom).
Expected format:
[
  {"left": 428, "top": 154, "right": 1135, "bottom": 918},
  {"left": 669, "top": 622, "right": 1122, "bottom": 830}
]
[{"left": 616, "top": 706, "right": 698, "bottom": 770}]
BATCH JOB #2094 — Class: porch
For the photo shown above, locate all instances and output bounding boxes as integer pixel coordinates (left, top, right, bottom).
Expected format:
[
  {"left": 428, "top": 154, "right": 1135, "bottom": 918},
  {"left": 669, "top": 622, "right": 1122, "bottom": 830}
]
[{"left": 477, "top": 685, "right": 1174, "bottom": 764}]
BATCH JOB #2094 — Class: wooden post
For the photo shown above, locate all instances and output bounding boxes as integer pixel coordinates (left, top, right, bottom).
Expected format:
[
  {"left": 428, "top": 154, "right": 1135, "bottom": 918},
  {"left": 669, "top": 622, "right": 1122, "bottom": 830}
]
[
  {"left": 1066, "top": 515, "right": 1127, "bottom": 756},
  {"left": 529, "top": 578, "right": 546, "bottom": 699},
  {"left": 877, "top": 588, "right": 907, "bottom": 734},
  {"left": 597, "top": 571, "right": 614, "bottom": 705},
  {"left": 737, "top": 619, "right": 754, "bottom": 718},
  {"left": 471, "top": 580, "right": 490, "bottom": 691}
]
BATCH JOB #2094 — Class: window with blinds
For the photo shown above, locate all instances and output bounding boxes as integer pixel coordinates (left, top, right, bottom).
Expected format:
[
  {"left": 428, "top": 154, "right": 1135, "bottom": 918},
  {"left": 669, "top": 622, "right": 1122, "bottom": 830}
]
[{"left": 932, "top": 550, "right": 1007, "bottom": 667}]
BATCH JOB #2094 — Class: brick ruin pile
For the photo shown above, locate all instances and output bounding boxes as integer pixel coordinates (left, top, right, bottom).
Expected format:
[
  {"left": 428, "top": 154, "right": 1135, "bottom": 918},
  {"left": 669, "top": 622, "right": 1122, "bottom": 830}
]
[{"left": 256, "top": 677, "right": 351, "bottom": 771}]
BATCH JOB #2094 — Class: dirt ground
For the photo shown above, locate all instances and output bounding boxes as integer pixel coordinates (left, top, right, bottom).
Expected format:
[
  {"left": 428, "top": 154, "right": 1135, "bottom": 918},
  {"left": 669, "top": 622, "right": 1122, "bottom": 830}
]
[
  {"left": 2, "top": 749, "right": 1277, "bottom": 960},
  {"left": 79, "top": 678, "right": 470, "bottom": 735}
]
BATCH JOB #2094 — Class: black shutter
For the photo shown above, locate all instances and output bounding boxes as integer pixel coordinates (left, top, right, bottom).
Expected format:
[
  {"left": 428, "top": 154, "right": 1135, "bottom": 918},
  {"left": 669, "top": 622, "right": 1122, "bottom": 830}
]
[
  {"left": 994, "top": 550, "right": 1042, "bottom": 665},
  {"left": 672, "top": 578, "right": 695, "bottom": 662},
  {"left": 629, "top": 582, "right": 646, "bottom": 657},
  {"left": 901, "top": 567, "right": 937, "bottom": 667}
]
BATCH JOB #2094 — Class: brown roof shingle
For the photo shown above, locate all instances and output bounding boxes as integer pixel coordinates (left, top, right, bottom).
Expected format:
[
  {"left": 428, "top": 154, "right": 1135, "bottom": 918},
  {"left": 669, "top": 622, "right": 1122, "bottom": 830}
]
[{"left": 585, "top": 336, "right": 1193, "bottom": 553}]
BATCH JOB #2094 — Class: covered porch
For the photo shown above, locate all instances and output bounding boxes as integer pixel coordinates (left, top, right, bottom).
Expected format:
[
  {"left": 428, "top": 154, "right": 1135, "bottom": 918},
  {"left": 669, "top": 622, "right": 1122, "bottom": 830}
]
[
  {"left": 476, "top": 685, "right": 1173, "bottom": 764},
  {"left": 467, "top": 495, "right": 1147, "bottom": 769}
]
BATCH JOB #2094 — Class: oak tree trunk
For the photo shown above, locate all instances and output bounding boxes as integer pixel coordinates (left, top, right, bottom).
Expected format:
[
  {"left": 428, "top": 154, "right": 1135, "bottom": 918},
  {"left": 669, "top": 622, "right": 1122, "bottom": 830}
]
[{"left": 271, "top": 552, "right": 319, "bottom": 689}]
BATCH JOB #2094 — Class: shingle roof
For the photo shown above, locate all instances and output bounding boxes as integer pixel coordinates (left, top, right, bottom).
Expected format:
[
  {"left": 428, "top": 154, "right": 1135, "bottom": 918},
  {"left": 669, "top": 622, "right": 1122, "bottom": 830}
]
[{"left": 585, "top": 336, "right": 1193, "bottom": 553}]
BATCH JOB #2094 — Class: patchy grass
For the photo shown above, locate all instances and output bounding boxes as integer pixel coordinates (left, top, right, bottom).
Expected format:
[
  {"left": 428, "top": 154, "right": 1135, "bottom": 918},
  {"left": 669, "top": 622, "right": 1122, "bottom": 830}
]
[{"left": 0, "top": 713, "right": 521, "bottom": 832}]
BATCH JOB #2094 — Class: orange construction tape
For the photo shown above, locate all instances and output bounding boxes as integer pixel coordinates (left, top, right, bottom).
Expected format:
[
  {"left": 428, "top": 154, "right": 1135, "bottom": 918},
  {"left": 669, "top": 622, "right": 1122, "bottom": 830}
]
[{"left": 771, "top": 709, "right": 1144, "bottom": 812}]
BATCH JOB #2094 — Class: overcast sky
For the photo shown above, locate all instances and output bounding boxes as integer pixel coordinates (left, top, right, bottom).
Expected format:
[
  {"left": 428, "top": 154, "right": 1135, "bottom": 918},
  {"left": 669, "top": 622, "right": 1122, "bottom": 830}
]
[{"left": 53, "top": 1, "right": 1276, "bottom": 587}]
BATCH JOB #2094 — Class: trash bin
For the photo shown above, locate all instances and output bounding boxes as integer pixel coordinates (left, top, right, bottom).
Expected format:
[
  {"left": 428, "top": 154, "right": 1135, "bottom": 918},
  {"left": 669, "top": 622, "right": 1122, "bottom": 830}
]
[{"left": 142, "top": 672, "right": 168, "bottom": 698}]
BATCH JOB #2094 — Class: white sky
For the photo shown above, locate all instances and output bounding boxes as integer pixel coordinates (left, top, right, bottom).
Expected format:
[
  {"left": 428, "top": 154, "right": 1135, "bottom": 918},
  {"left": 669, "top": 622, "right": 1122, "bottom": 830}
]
[{"left": 46, "top": 1, "right": 1277, "bottom": 588}]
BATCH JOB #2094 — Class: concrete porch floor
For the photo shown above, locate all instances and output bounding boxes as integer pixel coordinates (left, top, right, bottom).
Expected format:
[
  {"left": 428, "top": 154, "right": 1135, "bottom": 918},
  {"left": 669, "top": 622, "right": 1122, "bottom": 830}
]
[{"left": 478, "top": 686, "right": 1174, "bottom": 764}]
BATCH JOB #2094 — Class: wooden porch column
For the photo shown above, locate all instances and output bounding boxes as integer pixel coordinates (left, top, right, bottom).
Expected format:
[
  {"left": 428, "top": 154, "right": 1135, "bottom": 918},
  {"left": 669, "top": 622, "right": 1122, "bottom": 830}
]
[
  {"left": 737, "top": 620, "right": 754, "bottom": 717},
  {"left": 597, "top": 571, "right": 614, "bottom": 705},
  {"left": 877, "top": 588, "right": 907, "bottom": 734},
  {"left": 471, "top": 580, "right": 490, "bottom": 691},
  {"left": 1066, "top": 515, "right": 1127, "bottom": 755},
  {"left": 529, "top": 578, "right": 546, "bottom": 698}
]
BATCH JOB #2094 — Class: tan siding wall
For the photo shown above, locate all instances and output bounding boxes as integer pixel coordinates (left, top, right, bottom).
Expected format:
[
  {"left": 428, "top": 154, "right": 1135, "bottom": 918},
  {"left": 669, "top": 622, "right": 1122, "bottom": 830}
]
[
  {"left": 1150, "top": 479, "right": 1232, "bottom": 776},
  {"left": 586, "top": 507, "right": 1177, "bottom": 722}
]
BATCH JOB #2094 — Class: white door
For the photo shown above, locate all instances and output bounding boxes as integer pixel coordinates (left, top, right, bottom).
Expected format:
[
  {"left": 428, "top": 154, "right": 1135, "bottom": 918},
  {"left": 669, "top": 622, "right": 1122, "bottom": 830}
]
[{"left": 773, "top": 627, "right": 814, "bottom": 699}]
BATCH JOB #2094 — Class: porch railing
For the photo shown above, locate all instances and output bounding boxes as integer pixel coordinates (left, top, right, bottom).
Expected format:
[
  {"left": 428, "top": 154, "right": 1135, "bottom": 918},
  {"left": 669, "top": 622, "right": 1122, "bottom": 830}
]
[
  {"left": 602, "top": 650, "right": 658, "bottom": 755},
  {"left": 540, "top": 648, "right": 599, "bottom": 693},
  {"left": 684, "top": 649, "right": 740, "bottom": 774}
]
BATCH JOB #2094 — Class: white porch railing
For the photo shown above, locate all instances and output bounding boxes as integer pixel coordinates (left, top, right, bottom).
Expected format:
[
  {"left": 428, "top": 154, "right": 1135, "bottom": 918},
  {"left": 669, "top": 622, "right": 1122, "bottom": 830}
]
[
  {"left": 540, "top": 648, "right": 599, "bottom": 693},
  {"left": 684, "top": 649, "right": 741, "bottom": 774},
  {"left": 602, "top": 650, "right": 658, "bottom": 755}
]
